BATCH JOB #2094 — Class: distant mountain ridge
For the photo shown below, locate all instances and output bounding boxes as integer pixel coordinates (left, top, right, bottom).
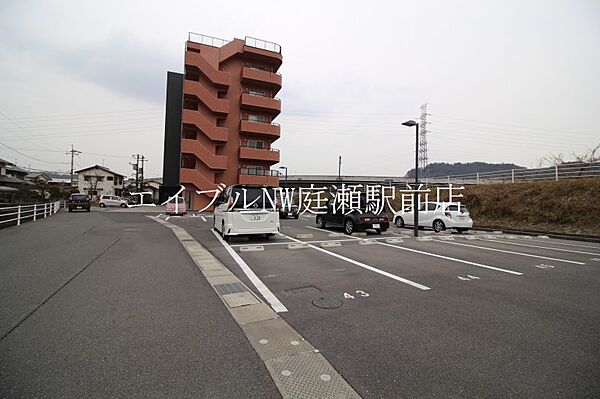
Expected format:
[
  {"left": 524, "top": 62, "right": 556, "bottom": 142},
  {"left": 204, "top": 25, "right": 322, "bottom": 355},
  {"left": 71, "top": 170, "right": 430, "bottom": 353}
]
[{"left": 406, "top": 162, "right": 525, "bottom": 178}]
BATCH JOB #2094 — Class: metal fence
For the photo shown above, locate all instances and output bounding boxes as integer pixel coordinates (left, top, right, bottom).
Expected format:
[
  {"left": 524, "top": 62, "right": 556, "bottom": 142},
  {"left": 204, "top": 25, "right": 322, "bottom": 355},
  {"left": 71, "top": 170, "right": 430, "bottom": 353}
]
[
  {"left": 438, "top": 161, "right": 600, "bottom": 185},
  {"left": 0, "top": 201, "right": 61, "bottom": 229},
  {"left": 188, "top": 32, "right": 231, "bottom": 48},
  {"left": 244, "top": 36, "right": 281, "bottom": 54}
]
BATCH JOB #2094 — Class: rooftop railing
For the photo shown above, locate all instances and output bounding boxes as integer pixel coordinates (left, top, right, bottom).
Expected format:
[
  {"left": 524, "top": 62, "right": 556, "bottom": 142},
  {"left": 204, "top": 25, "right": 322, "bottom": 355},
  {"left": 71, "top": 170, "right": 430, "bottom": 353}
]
[
  {"left": 245, "top": 36, "right": 281, "bottom": 54},
  {"left": 188, "top": 32, "right": 231, "bottom": 48}
]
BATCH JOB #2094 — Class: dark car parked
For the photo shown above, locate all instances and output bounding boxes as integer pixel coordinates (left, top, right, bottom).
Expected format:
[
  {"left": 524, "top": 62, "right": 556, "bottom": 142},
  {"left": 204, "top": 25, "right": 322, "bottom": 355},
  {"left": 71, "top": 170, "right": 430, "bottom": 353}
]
[
  {"left": 279, "top": 203, "right": 299, "bottom": 219},
  {"left": 315, "top": 200, "right": 389, "bottom": 235},
  {"left": 67, "top": 193, "right": 91, "bottom": 212}
]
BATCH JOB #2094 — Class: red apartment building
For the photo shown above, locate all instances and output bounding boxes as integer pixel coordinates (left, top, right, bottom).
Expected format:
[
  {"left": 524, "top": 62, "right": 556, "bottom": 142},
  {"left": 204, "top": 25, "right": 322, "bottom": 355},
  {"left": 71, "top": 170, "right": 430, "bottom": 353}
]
[{"left": 161, "top": 33, "right": 282, "bottom": 210}]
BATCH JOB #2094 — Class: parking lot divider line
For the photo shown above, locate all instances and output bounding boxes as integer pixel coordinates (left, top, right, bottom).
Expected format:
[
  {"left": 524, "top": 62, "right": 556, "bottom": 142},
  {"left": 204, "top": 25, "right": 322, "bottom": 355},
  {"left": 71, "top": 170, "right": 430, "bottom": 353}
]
[
  {"left": 378, "top": 242, "right": 524, "bottom": 275},
  {"left": 481, "top": 239, "right": 600, "bottom": 256},
  {"left": 279, "top": 233, "right": 431, "bottom": 291},
  {"left": 212, "top": 230, "right": 288, "bottom": 313},
  {"left": 433, "top": 240, "right": 586, "bottom": 265},
  {"left": 523, "top": 239, "right": 600, "bottom": 250}
]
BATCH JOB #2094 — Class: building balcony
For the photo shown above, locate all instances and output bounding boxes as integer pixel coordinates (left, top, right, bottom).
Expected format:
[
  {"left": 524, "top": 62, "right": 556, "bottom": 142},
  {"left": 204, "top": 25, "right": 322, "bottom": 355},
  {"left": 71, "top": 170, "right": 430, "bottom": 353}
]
[
  {"left": 239, "top": 120, "right": 280, "bottom": 139},
  {"left": 238, "top": 169, "right": 279, "bottom": 186},
  {"left": 240, "top": 93, "right": 281, "bottom": 116},
  {"left": 184, "top": 80, "right": 229, "bottom": 115},
  {"left": 241, "top": 66, "right": 282, "bottom": 93},
  {"left": 239, "top": 147, "right": 280, "bottom": 163},
  {"left": 181, "top": 139, "right": 227, "bottom": 170},
  {"left": 182, "top": 110, "right": 228, "bottom": 142}
]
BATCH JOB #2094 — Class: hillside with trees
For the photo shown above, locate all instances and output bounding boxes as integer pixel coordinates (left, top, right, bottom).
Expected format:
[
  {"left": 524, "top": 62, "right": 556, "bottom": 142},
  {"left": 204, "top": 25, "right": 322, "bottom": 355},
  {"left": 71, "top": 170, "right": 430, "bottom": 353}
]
[{"left": 406, "top": 162, "right": 525, "bottom": 178}]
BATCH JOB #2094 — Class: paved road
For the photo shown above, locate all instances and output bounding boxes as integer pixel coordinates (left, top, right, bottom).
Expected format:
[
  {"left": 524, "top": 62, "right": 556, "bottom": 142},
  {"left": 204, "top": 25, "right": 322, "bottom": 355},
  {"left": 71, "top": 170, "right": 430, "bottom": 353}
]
[
  {"left": 171, "top": 212, "right": 600, "bottom": 398},
  {"left": 0, "top": 209, "right": 280, "bottom": 398},
  {"left": 2, "top": 208, "right": 599, "bottom": 398}
]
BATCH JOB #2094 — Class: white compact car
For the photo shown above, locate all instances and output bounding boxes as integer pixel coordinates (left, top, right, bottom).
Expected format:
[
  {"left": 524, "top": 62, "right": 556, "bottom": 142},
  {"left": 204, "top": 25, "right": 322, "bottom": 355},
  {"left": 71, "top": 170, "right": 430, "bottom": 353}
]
[
  {"left": 393, "top": 202, "right": 473, "bottom": 233},
  {"left": 213, "top": 185, "right": 280, "bottom": 241},
  {"left": 98, "top": 195, "right": 128, "bottom": 208}
]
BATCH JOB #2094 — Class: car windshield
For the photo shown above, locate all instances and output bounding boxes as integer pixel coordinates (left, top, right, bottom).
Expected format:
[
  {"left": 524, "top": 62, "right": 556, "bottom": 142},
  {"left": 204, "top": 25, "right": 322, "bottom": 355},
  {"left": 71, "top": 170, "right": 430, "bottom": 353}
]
[{"left": 71, "top": 194, "right": 87, "bottom": 200}]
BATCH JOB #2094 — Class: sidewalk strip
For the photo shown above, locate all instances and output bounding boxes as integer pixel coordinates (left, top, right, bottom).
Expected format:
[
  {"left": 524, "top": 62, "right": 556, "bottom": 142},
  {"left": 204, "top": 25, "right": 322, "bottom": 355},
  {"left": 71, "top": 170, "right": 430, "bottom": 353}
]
[
  {"left": 280, "top": 233, "right": 430, "bottom": 291},
  {"left": 149, "top": 216, "right": 361, "bottom": 399}
]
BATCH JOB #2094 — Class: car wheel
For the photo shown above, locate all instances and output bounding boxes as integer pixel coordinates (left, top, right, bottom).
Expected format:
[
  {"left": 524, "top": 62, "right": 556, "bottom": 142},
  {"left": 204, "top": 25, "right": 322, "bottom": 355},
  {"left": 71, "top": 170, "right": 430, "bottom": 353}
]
[
  {"left": 433, "top": 219, "right": 445, "bottom": 233},
  {"left": 221, "top": 221, "right": 229, "bottom": 242},
  {"left": 120, "top": 203, "right": 127, "bottom": 208},
  {"left": 68, "top": 208, "right": 72, "bottom": 212},
  {"left": 265, "top": 233, "right": 275, "bottom": 238},
  {"left": 294, "top": 214, "right": 299, "bottom": 219},
  {"left": 394, "top": 217, "right": 404, "bottom": 228},
  {"left": 99, "top": 203, "right": 106, "bottom": 208},
  {"left": 86, "top": 208, "right": 90, "bottom": 212},
  {"left": 375, "top": 229, "right": 382, "bottom": 235},
  {"left": 316, "top": 215, "right": 326, "bottom": 228},
  {"left": 344, "top": 219, "right": 354, "bottom": 235}
]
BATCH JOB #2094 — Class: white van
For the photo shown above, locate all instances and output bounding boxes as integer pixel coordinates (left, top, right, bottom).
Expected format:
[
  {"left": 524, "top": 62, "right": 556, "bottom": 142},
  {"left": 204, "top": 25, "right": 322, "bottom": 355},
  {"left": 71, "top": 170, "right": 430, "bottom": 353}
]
[{"left": 213, "top": 185, "right": 280, "bottom": 241}]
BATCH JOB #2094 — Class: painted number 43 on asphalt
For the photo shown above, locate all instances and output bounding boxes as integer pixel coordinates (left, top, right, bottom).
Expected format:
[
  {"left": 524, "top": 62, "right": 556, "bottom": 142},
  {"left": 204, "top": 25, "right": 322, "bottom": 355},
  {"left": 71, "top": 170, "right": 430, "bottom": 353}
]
[{"left": 344, "top": 290, "right": 369, "bottom": 299}]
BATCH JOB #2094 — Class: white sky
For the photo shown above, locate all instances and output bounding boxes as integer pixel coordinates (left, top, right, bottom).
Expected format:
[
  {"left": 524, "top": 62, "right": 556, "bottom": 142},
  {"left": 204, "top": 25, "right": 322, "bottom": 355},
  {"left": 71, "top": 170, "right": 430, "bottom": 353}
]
[{"left": 0, "top": 0, "right": 598, "bottom": 178}]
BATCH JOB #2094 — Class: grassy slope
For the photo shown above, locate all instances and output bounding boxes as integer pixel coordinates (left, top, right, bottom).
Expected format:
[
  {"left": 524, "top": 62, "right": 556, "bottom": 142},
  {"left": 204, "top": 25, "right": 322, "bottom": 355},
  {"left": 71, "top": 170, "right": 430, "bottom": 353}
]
[{"left": 459, "top": 178, "right": 600, "bottom": 236}]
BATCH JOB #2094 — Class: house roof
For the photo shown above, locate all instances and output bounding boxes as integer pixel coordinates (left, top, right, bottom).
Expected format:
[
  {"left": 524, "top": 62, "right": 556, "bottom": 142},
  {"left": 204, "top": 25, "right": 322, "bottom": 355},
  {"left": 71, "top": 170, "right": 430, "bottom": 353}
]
[
  {"left": 27, "top": 172, "right": 51, "bottom": 179},
  {"left": 5, "top": 164, "right": 29, "bottom": 174},
  {"left": 75, "top": 164, "right": 126, "bottom": 177},
  {"left": 0, "top": 175, "right": 28, "bottom": 184},
  {"left": 0, "top": 158, "right": 15, "bottom": 166}
]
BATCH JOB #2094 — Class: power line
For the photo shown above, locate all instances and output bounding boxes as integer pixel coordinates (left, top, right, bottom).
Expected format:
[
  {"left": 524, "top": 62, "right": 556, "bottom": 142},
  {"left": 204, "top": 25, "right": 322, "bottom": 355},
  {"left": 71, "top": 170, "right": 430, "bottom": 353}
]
[{"left": 0, "top": 141, "right": 68, "bottom": 165}]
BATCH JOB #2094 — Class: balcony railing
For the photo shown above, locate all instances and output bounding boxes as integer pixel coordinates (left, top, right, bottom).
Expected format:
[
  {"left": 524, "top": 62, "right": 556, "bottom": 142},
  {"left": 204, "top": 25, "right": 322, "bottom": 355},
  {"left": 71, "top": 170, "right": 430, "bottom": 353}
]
[
  {"left": 244, "top": 36, "right": 281, "bottom": 54},
  {"left": 188, "top": 32, "right": 231, "bottom": 48},
  {"left": 239, "top": 168, "right": 280, "bottom": 177}
]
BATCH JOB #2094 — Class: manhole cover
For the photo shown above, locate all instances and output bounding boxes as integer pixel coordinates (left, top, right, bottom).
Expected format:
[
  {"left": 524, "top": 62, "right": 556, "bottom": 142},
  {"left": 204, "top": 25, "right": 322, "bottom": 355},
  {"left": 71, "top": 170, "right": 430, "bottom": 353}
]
[{"left": 312, "top": 297, "right": 343, "bottom": 309}]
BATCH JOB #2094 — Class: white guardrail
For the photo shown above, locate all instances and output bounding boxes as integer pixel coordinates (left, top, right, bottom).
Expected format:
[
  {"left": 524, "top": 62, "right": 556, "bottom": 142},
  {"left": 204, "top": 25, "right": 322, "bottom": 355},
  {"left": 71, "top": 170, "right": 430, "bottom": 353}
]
[
  {"left": 439, "top": 161, "right": 600, "bottom": 185},
  {"left": 0, "top": 200, "right": 61, "bottom": 228}
]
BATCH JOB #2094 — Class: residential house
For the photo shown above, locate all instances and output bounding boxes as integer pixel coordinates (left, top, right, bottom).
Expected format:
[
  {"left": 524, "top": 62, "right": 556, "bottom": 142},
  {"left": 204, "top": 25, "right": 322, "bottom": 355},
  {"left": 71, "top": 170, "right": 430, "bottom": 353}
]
[{"left": 75, "top": 165, "right": 126, "bottom": 199}]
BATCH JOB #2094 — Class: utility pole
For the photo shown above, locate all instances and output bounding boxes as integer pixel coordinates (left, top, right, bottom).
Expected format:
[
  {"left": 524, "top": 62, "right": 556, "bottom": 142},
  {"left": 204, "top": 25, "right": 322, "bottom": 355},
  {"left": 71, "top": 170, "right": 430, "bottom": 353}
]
[
  {"left": 338, "top": 155, "right": 342, "bottom": 181},
  {"left": 66, "top": 145, "right": 81, "bottom": 188},
  {"left": 419, "top": 103, "right": 429, "bottom": 185},
  {"left": 140, "top": 156, "right": 147, "bottom": 191},
  {"left": 131, "top": 154, "right": 140, "bottom": 191}
]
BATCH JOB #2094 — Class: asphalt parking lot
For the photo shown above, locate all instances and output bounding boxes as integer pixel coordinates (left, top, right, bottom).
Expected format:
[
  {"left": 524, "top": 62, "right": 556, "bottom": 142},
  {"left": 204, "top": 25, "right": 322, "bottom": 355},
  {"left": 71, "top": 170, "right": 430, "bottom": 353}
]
[{"left": 168, "top": 211, "right": 600, "bottom": 398}]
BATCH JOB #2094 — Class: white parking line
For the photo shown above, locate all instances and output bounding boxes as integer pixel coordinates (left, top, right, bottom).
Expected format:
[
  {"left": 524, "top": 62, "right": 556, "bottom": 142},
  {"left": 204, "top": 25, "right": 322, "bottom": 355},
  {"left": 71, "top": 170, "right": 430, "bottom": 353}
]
[
  {"left": 201, "top": 216, "right": 207, "bottom": 222},
  {"left": 280, "top": 233, "right": 431, "bottom": 291},
  {"left": 524, "top": 238, "right": 600, "bottom": 250},
  {"left": 211, "top": 230, "right": 288, "bottom": 313},
  {"left": 229, "top": 237, "right": 393, "bottom": 247},
  {"left": 378, "top": 242, "right": 523, "bottom": 275},
  {"left": 433, "top": 240, "right": 586, "bottom": 265},
  {"left": 479, "top": 239, "right": 600, "bottom": 256}
]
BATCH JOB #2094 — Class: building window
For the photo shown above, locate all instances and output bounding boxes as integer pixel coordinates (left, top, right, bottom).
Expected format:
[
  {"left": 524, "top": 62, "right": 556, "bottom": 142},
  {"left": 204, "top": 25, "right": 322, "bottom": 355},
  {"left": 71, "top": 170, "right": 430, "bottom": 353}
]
[
  {"left": 248, "top": 89, "right": 267, "bottom": 97},
  {"left": 182, "top": 125, "right": 197, "bottom": 139},
  {"left": 107, "top": 176, "right": 114, "bottom": 181},
  {"left": 181, "top": 156, "right": 196, "bottom": 169},
  {"left": 183, "top": 95, "right": 198, "bottom": 110},
  {"left": 248, "top": 63, "right": 270, "bottom": 72},
  {"left": 246, "top": 140, "right": 264, "bottom": 149},
  {"left": 247, "top": 114, "right": 267, "bottom": 123},
  {"left": 247, "top": 165, "right": 264, "bottom": 175}
]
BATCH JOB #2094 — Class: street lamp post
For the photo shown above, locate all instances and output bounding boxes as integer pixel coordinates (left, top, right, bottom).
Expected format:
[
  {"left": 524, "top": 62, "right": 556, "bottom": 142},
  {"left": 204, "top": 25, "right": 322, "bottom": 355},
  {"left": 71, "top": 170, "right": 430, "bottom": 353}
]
[
  {"left": 278, "top": 166, "right": 288, "bottom": 187},
  {"left": 402, "top": 120, "right": 420, "bottom": 237}
]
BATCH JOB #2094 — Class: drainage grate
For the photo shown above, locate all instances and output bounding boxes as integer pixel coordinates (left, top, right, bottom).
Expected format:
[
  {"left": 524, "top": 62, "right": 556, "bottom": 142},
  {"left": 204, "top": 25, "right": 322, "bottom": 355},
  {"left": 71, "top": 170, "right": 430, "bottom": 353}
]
[
  {"left": 214, "top": 282, "right": 248, "bottom": 295},
  {"left": 312, "top": 297, "right": 343, "bottom": 309},
  {"left": 285, "top": 286, "right": 321, "bottom": 296}
]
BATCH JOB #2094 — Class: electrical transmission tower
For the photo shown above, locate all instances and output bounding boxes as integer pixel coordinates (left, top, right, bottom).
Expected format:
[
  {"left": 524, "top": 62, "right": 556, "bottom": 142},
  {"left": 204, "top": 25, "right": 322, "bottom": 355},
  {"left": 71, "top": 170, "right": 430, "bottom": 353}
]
[{"left": 419, "top": 103, "right": 429, "bottom": 184}]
